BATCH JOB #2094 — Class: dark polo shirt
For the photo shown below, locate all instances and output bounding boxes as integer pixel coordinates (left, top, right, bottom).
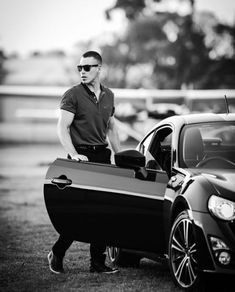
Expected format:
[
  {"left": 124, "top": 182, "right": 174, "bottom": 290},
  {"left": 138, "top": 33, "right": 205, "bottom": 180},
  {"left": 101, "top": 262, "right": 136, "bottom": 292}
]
[{"left": 60, "top": 83, "right": 114, "bottom": 147}]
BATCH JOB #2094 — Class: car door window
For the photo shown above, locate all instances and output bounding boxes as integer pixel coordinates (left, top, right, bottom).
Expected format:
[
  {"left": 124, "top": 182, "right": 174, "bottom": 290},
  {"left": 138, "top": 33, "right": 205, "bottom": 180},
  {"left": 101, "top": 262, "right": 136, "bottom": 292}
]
[
  {"left": 139, "top": 131, "right": 155, "bottom": 156},
  {"left": 147, "top": 127, "right": 172, "bottom": 176},
  {"left": 138, "top": 130, "right": 161, "bottom": 170}
]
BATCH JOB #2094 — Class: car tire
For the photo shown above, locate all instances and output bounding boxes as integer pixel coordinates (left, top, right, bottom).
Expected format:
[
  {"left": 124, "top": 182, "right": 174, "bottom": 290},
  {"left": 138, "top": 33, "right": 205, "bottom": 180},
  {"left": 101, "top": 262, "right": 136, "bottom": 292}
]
[
  {"left": 107, "top": 246, "right": 141, "bottom": 268},
  {"left": 168, "top": 211, "right": 201, "bottom": 290}
]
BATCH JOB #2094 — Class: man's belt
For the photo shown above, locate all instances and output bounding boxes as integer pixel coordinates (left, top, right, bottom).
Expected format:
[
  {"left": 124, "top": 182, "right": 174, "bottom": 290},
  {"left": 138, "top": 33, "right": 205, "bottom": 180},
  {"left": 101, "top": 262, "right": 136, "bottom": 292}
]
[{"left": 76, "top": 144, "right": 107, "bottom": 151}]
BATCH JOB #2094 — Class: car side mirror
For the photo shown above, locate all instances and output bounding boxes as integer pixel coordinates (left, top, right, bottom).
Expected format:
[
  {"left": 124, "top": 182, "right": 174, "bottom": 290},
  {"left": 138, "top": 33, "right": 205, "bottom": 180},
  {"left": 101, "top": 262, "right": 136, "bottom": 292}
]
[{"left": 114, "top": 149, "right": 146, "bottom": 169}]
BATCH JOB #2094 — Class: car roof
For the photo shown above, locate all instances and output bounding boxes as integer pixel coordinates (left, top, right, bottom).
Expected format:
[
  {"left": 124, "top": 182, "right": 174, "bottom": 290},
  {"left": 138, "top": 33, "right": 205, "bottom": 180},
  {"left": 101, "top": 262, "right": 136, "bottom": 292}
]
[
  {"left": 144, "top": 113, "right": 235, "bottom": 137},
  {"left": 161, "top": 113, "right": 235, "bottom": 126}
]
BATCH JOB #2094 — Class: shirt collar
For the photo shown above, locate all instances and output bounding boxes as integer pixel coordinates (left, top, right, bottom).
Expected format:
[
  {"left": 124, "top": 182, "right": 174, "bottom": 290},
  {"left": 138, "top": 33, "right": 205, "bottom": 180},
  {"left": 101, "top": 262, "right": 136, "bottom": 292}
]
[{"left": 81, "top": 83, "right": 103, "bottom": 96}]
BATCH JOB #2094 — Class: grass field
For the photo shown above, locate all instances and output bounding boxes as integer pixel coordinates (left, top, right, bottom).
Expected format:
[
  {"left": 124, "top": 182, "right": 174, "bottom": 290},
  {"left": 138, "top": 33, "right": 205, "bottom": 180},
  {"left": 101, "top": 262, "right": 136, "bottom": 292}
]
[{"left": 0, "top": 144, "right": 234, "bottom": 292}]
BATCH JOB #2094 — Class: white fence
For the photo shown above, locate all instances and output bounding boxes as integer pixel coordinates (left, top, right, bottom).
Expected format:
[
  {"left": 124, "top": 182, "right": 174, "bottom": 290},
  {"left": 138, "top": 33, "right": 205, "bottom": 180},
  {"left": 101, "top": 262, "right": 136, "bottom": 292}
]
[{"left": 0, "top": 85, "right": 235, "bottom": 143}]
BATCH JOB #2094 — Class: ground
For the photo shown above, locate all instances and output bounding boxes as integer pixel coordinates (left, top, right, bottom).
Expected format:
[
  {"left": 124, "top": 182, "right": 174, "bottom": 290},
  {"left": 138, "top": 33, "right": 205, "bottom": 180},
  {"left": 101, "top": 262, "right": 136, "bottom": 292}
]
[
  {"left": 0, "top": 144, "right": 175, "bottom": 292},
  {"left": 0, "top": 144, "right": 233, "bottom": 292}
]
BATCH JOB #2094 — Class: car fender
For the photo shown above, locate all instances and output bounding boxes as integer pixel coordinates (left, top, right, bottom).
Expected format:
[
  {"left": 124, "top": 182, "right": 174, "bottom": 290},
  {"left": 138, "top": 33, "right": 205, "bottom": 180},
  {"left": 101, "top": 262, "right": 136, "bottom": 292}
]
[
  {"left": 182, "top": 174, "right": 217, "bottom": 212},
  {"left": 163, "top": 190, "right": 190, "bottom": 245}
]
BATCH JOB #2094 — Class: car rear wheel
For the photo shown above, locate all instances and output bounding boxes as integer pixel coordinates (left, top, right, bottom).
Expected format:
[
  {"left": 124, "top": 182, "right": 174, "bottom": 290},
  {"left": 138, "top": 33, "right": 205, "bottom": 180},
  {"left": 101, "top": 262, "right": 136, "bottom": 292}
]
[
  {"left": 168, "top": 211, "right": 200, "bottom": 290},
  {"left": 107, "top": 246, "right": 141, "bottom": 267},
  {"left": 107, "top": 246, "right": 120, "bottom": 264}
]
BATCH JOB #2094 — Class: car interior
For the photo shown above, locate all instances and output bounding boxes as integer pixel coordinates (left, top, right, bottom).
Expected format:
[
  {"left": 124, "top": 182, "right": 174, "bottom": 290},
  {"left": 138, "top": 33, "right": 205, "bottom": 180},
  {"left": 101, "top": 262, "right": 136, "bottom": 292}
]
[
  {"left": 183, "top": 127, "right": 204, "bottom": 167},
  {"left": 181, "top": 124, "right": 235, "bottom": 168},
  {"left": 144, "top": 127, "right": 172, "bottom": 177}
]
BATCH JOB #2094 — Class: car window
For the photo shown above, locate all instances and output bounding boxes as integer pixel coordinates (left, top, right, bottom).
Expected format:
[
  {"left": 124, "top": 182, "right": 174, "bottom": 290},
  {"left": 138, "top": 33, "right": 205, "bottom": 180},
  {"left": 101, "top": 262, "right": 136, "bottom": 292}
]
[
  {"left": 146, "top": 127, "right": 172, "bottom": 175},
  {"left": 139, "top": 131, "right": 155, "bottom": 156},
  {"left": 180, "top": 122, "right": 235, "bottom": 168}
]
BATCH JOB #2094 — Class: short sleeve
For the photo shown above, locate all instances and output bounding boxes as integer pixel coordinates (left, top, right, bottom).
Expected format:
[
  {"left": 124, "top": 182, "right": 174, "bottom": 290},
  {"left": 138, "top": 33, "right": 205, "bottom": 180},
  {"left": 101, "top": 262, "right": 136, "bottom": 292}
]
[
  {"left": 109, "top": 89, "right": 115, "bottom": 117},
  {"left": 60, "top": 88, "right": 76, "bottom": 114},
  {"left": 111, "top": 106, "right": 115, "bottom": 116}
]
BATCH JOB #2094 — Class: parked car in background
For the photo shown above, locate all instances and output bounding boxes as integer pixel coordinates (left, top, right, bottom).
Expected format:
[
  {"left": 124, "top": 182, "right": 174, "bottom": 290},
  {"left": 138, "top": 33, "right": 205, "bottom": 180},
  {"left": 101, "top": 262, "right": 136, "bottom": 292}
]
[
  {"left": 147, "top": 102, "right": 189, "bottom": 119},
  {"left": 185, "top": 90, "right": 235, "bottom": 114},
  {"left": 44, "top": 113, "right": 235, "bottom": 290},
  {"left": 146, "top": 94, "right": 189, "bottom": 119}
]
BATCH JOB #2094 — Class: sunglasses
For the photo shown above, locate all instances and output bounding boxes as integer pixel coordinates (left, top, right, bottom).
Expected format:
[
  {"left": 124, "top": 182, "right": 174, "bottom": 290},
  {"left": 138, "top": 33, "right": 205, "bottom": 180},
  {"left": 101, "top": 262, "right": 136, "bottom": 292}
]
[{"left": 77, "top": 64, "right": 99, "bottom": 72}]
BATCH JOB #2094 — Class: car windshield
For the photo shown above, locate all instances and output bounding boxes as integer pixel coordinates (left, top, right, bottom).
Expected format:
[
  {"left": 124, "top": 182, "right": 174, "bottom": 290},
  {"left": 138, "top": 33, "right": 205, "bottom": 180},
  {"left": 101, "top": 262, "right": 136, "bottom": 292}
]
[{"left": 179, "top": 122, "right": 235, "bottom": 169}]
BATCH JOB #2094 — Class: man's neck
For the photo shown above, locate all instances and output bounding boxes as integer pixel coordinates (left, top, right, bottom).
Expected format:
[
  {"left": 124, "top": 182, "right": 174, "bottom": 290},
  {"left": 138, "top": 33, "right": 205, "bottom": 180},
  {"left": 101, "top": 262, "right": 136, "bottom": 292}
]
[{"left": 86, "top": 80, "right": 100, "bottom": 93}]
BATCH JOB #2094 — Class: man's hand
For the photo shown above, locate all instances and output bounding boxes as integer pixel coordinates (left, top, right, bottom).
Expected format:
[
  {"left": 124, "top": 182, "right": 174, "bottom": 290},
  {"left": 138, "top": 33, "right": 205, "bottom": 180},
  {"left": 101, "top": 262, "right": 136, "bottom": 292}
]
[{"left": 70, "top": 154, "right": 89, "bottom": 161}]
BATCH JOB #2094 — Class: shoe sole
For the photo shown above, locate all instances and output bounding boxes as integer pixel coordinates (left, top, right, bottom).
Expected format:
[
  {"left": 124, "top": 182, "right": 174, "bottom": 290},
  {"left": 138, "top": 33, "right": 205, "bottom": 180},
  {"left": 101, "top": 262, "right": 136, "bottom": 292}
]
[
  {"left": 103, "top": 269, "right": 119, "bottom": 274},
  {"left": 90, "top": 269, "right": 119, "bottom": 274},
  {"left": 47, "top": 253, "right": 63, "bottom": 274}
]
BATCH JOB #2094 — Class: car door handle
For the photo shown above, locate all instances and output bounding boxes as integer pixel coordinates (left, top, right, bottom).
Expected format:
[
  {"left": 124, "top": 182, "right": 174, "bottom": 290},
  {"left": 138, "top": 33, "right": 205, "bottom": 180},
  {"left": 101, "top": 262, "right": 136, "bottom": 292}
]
[{"left": 51, "top": 176, "right": 72, "bottom": 189}]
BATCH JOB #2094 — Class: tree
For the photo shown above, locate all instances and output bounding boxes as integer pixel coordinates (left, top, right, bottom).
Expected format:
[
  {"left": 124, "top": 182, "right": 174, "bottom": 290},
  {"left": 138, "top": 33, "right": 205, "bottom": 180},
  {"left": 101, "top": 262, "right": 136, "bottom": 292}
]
[
  {"left": 197, "top": 23, "right": 235, "bottom": 89},
  {"left": 105, "top": 0, "right": 146, "bottom": 20},
  {"left": 0, "top": 50, "right": 7, "bottom": 84},
  {"left": 104, "top": 0, "right": 235, "bottom": 89}
]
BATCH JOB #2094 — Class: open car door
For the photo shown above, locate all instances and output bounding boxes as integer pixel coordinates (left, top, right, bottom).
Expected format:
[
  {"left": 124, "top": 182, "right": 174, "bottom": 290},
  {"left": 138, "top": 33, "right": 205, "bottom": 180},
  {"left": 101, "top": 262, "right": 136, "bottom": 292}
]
[{"left": 44, "top": 151, "right": 169, "bottom": 253}]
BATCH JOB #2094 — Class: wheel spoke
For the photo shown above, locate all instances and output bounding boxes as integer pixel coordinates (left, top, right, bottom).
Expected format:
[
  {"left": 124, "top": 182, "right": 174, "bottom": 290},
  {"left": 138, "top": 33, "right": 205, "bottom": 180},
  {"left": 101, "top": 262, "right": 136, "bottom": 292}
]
[
  {"left": 189, "top": 242, "right": 196, "bottom": 253},
  {"left": 188, "top": 256, "right": 197, "bottom": 284},
  {"left": 172, "top": 235, "right": 185, "bottom": 253},
  {"left": 113, "top": 248, "right": 118, "bottom": 258},
  {"left": 107, "top": 247, "right": 118, "bottom": 262},
  {"left": 178, "top": 223, "right": 185, "bottom": 244},
  {"left": 189, "top": 243, "right": 198, "bottom": 264},
  {"left": 183, "top": 220, "right": 189, "bottom": 248},
  {"left": 175, "top": 255, "right": 188, "bottom": 281}
]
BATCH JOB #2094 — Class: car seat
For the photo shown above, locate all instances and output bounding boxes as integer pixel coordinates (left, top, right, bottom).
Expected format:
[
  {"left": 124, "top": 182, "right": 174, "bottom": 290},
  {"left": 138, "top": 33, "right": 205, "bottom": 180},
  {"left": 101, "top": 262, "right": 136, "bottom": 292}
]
[{"left": 183, "top": 127, "right": 204, "bottom": 167}]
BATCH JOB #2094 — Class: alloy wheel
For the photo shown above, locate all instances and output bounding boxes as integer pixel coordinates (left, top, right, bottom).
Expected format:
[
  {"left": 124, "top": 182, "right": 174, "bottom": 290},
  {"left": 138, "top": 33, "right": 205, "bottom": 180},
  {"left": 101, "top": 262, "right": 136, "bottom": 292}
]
[
  {"left": 107, "top": 246, "right": 120, "bottom": 264},
  {"left": 169, "top": 212, "right": 199, "bottom": 289}
]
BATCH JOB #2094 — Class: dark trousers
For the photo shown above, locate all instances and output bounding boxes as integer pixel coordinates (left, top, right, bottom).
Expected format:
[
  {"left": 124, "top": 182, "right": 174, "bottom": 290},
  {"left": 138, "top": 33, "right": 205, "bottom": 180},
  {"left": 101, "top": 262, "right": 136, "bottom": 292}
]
[{"left": 52, "top": 147, "right": 112, "bottom": 264}]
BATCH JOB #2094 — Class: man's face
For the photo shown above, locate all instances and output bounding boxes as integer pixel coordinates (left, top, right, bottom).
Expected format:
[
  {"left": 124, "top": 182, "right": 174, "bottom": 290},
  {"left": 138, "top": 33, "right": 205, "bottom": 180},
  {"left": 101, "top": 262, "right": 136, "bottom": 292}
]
[{"left": 78, "top": 56, "right": 100, "bottom": 84}]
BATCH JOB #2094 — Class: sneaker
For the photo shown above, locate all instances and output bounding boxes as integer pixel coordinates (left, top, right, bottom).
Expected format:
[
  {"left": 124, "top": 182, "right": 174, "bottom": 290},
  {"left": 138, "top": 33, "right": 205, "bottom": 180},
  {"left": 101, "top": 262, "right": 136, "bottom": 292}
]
[
  {"left": 47, "top": 251, "right": 64, "bottom": 274},
  {"left": 90, "top": 262, "right": 119, "bottom": 274}
]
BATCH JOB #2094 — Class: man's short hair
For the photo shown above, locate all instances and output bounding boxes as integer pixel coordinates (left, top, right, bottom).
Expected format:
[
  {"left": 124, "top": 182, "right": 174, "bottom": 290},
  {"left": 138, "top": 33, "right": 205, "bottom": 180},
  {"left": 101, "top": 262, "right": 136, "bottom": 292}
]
[{"left": 83, "top": 51, "right": 102, "bottom": 64}]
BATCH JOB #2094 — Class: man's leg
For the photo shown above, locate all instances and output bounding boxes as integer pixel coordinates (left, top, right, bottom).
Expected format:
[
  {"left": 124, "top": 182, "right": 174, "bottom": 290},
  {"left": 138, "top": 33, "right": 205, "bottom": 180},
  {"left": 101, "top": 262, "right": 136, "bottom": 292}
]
[
  {"left": 89, "top": 243, "right": 118, "bottom": 274},
  {"left": 88, "top": 148, "right": 118, "bottom": 273},
  {"left": 90, "top": 243, "right": 106, "bottom": 265},
  {"left": 48, "top": 235, "right": 73, "bottom": 274}
]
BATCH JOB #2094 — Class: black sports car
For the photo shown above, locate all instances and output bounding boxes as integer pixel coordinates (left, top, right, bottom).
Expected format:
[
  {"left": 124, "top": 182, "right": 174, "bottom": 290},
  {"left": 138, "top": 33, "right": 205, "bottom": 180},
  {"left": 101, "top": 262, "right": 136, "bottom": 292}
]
[{"left": 44, "top": 113, "right": 235, "bottom": 290}]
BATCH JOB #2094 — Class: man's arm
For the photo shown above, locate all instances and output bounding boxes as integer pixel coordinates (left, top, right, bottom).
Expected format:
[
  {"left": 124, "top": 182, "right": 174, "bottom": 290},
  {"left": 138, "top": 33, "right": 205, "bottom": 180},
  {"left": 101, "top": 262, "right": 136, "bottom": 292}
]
[
  {"left": 107, "top": 116, "right": 121, "bottom": 154},
  {"left": 57, "top": 109, "right": 88, "bottom": 161}
]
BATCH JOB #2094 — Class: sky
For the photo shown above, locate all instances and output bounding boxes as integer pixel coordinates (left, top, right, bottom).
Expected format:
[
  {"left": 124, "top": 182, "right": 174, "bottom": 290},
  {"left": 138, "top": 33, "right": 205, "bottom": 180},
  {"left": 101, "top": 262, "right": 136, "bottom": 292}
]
[{"left": 0, "top": 0, "right": 235, "bottom": 56}]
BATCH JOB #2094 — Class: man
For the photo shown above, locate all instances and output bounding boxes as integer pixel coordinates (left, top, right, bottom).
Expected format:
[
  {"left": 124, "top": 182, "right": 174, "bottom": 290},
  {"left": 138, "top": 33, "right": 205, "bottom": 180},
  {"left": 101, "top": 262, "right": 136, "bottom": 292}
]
[{"left": 48, "top": 51, "right": 120, "bottom": 274}]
